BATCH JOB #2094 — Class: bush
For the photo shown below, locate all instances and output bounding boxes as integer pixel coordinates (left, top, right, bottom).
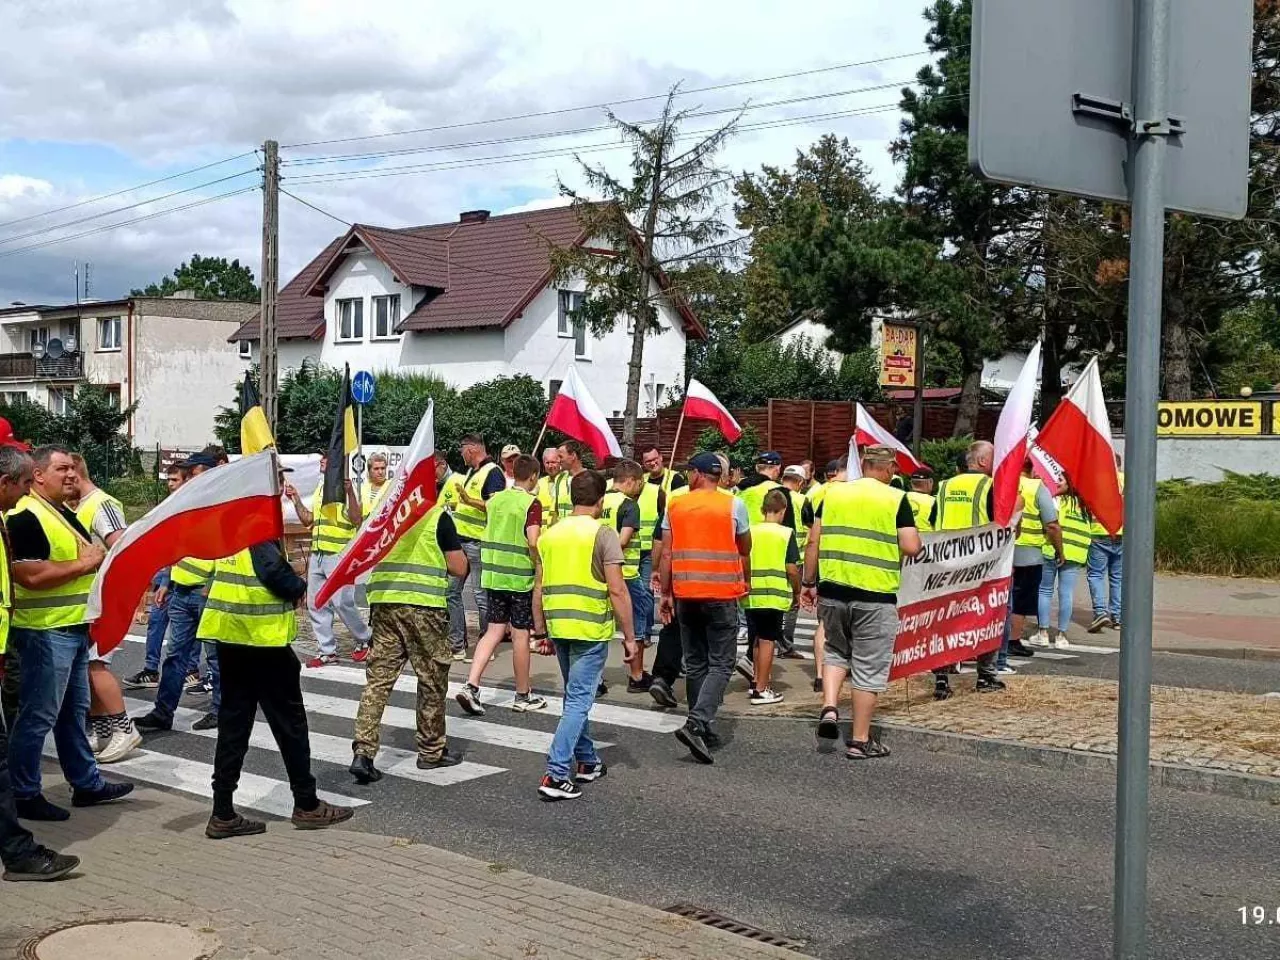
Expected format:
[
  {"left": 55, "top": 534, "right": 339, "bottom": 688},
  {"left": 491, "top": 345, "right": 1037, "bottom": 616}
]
[
  {"left": 688, "top": 336, "right": 882, "bottom": 407},
  {"left": 918, "top": 436, "right": 972, "bottom": 481},
  {"left": 692, "top": 424, "right": 762, "bottom": 468},
  {"left": 1156, "top": 490, "right": 1280, "bottom": 578},
  {"left": 0, "top": 387, "right": 141, "bottom": 484},
  {"left": 438, "top": 375, "right": 548, "bottom": 467}
]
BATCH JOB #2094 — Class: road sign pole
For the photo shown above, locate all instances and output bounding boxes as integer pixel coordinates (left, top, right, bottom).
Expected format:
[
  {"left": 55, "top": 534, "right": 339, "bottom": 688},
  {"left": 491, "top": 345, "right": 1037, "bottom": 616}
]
[
  {"left": 1115, "top": 1, "right": 1171, "bottom": 957},
  {"left": 355, "top": 402, "right": 364, "bottom": 501}
]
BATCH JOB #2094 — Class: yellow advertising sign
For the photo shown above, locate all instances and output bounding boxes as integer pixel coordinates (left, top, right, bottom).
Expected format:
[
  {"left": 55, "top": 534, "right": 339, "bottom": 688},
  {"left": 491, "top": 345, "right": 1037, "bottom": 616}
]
[
  {"left": 1156, "top": 401, "right": 1264, "bottom": 436},
  {"left": 879, "top": 322, "right": 918, "bottom": 388}
]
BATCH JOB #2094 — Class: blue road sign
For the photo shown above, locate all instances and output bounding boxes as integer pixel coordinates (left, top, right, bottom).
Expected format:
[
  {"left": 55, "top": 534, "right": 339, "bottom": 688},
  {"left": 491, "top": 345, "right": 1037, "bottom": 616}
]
[{"left": 351, "top": 370, "right": 376, "bottom": 405}]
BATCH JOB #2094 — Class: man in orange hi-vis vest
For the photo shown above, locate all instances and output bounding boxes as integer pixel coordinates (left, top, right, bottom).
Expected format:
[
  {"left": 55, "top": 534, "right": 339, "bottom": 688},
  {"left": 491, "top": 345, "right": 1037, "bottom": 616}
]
[{"left": 658, "top": 452, "right": 750, "bottom": 766}]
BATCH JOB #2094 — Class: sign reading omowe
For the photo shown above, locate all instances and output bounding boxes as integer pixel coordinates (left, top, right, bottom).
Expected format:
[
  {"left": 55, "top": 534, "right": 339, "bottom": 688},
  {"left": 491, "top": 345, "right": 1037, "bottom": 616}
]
[
  {"left": 1157, "top": 401, "right": 1263, "bottom": 437},
  {"left": 890, "top": 520, "right": 1016, "bottom": 680},
  {"left": 879, "top": 322, "right": 918, "bottom": 388}
]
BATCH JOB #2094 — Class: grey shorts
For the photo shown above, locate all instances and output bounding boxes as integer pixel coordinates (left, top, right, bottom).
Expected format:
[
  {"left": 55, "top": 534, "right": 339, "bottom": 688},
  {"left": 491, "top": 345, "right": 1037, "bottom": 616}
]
[{"left": 818, "top": 597, "right": 899, "bottom": 693}]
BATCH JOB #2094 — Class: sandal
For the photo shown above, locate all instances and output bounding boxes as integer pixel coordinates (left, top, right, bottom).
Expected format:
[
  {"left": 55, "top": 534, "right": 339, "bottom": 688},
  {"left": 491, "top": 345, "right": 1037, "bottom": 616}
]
[
  {"left": 845, "top": 739, "right": 891, "bottom": 760},
  {"left": 816, "top": 707, "right": 840, "bottom": 741},
  {"left": 291, "top": 799, "right": 355, "bottom": 830}
]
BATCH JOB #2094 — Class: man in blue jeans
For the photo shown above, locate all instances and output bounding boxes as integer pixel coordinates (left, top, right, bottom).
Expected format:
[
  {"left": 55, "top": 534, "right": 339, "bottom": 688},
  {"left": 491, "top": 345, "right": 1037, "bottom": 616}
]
[
  {"left": 126, "top": 463, "right": 185, "bottom": 688},
  {"left": 7, "top": 444, "right": 133, "bottom": 821},
  {"left": 1087, "top": 457, "right": 1125, "bottom": 632},
  {"left": 535, "top": 470, "right": 638, "bottom": 802}
]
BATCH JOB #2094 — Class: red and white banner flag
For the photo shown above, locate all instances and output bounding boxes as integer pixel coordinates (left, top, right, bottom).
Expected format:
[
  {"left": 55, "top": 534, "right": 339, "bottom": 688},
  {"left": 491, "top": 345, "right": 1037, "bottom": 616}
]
[
  {"left": 1027, "top": 425, "right": 1066, "bottom": 491},
  {"left": 546, "top": 367, "right": 623, "bottom": 463},
  {"left": 87, "top": 452, "right": 284, "bottom": 656},
  {"left": 315, "top": 401, "right": 440, "bottom": 608},
  {"left": 992, "top": 341, "right": 1042, "bottom": 527},
  {"left": 683, "top": 379, "right": 742, "bottom": 442},
  {"left": 855, "top": 402, "right": 922, "bottom": 475},
  {"left": 1034, "top": 357, "right": 1124, "bottom": 534},
  {"left": 845, "top": 434, "right": 862, "bottom": 480}
]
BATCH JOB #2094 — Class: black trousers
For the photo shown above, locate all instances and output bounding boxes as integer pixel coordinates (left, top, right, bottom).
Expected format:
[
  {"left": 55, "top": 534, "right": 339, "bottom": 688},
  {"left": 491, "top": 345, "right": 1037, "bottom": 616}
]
[
  {"left": 652, "top": 620, "right": 683, "bottom": 687},
  {"left": 212, "top": 643, "right": 317, "bottom": 816},
  {"left": 0, "top": 722, "right": 36, "bottom": 867}
]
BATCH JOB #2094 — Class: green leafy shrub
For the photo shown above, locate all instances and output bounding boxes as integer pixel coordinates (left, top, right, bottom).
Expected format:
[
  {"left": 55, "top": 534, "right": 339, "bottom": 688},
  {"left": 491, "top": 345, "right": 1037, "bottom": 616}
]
[
  {"left": 692, "top": 424, "right": 762, "bottom": 467},
  {"left": 1156, "top": 490, "right": 1280, "bottom": 578},
  {"left": 918, "top": 436, "right": 972, "bottom": 481}
]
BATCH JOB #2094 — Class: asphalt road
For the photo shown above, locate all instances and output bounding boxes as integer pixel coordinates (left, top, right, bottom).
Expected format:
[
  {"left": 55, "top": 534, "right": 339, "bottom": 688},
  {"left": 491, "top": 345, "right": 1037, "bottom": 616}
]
[{"left": 106, "top": 639, "right": 1280, "bottom": 960}]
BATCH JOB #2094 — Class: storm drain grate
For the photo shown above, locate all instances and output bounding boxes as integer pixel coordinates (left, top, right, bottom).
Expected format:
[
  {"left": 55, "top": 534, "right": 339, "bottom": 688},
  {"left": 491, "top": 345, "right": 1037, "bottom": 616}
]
[{"left": 663, "top": 903, "right": 806, "bottom": 951}]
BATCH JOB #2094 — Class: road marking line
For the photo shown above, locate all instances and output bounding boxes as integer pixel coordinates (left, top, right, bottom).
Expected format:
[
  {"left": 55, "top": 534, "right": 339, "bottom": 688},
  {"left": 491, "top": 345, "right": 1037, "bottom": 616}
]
[
  {"left": 1264, "top": 692, "right": 1280, "bottom": 699},
  {"left": 1057, "top": 643, "right": 1120, "bottom": 655},
  {"left": 123, "top": 699, "right": 505, "bottom": 787},
  {"left": 1010, "top": 652, "right": 1079, "bottom": 662},
  {"left": 308, "top": 664, "right": 681, "bottom": 734},
  {"left": 44, "top": 741, "right": 368, "bottom": 817}
]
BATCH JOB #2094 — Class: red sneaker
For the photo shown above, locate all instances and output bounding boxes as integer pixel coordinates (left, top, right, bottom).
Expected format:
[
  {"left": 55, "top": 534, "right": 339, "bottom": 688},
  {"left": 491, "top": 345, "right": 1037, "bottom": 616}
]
[
  {"left": 305, "top": 654, "right": 338, "bottom": 669},
  {"left": 351, "top": 647, "right": 369, "bottom": 664}
]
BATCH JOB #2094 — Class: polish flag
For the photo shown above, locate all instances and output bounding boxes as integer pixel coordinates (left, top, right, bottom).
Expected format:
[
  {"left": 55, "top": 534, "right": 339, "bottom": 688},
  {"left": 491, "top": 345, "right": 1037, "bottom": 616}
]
[
  {"left": 855, "top": 402, "right": 922, "bottom": 475},
  {"left": 845, "top": 434, "right": 862, "bottom": 480},
  {"left": 682, "top": 379, "right": 742, "bottom": 443},
  {"left": 315, "top": 401, "right": 440, "bottom": 608},
  {"left": 546, "top": 367, "right": 623, "bottom": 462},
  {"left": 992, "top": 341, "right": 1042, "bottom": 526},
  {"left": 87, "top": 452, "right": 284, "bottom": 656},
  {"left": 1027, "top": 425, "right": 1066, "bottom": 491},
  {"left": 1034, "top": 357, "right": 1124, "bottom": 534}
]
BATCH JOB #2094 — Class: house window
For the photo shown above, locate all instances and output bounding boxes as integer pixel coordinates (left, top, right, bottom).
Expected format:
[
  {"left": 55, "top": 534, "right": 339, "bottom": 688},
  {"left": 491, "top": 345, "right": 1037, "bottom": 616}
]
[
  {"left": 372, "top": 294, "right": 401, "bottom": 339},
  {"left": 104, "top": 386, "right": 121, "bottom": 409},
  {"left": 6, "top": 392, "right": 27, "bottom": 405},
  {"left": 29, "top": 327, "right": 48, "bottom": 353},
  {"left": 548, "top": 379, "right": 563, "bottom": 400},
  {"left": 98, "top": 316, "right": 122, "bottom": 351},
  {"left": 574, "top": 320, "right": 589, "bottom": 360},
  {"left": 48, "top": 387, "right": 73, "bottom": 415},
  {"left": 336, "top": 298, "right": 364, "bottom": 341},
  {"left": 239, "top": 339, "right": 252, "bottom": 359}
]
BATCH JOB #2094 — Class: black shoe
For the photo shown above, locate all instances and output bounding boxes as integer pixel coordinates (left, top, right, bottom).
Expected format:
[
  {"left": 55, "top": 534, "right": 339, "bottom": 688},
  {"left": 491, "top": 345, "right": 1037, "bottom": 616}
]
[
  {"left": 417, "top": 749, "right": 464, "bottom": 769},
  {"left": 124, "top": 668, "right": 160, "bottom": 689},
  {"left": 596, "top": 680, "right": 609, "bottom": 697},
  {"left": 183, "top": 672, "right": 204, "bottom": 695},
  {"left": 2, "top": 846, "right": 80, "bottom": 882},
  {"left": 648, "top": 677, "right": 678, "bottom": 709},
  {"left": 538, "top": 775, "right": 582, "bottom": 801},
  {"left": 812, "top": 677, "right": 823, "bottom": 693},
  {"left": 976, "top": 675, "right": 1007, "bottom": 694},
  {"left": 934, "top": 680, "right": 953, "bottom": 702},
  {"left": 191, "top": 712, "right": 219, "bottom": 731},
  {"left": 206, "top": 813, "right": 267, "bottom": 840},
  {"left": 1009, "top": 639, "right": 1035, "bottom": 658},
  {"left": 574, "top": 761, "right": 607, "bottom": 783},
  {"left": 349, "top": 754, "right": 382, "bottom": 784},
  {"left": 674, "top": 723, "right": 714, "bottom": 765},
  {"left": 816, "top": 707, "right": 840, "bottom": 740},
  {"left": 778, "top": 649, "right": 806, "bottom": 660},
  {"left": 627, "top": 672, "right": 653, "bottom": 693},
  {"left": 15, "top": 795, "right": 69, "bottom": 822},
  {"left": 71, "top": 782, "right": 134, "bottom": 808},
  {"left": 134, "top": 712, "right": 172, "bottom": 733},
  {"left": 703, "top": 729, "right": 723, "bottom": 749}
]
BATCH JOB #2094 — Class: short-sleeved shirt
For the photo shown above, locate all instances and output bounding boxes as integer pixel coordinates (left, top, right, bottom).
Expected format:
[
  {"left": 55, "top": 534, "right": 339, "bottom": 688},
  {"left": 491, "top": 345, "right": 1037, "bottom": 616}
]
[
  {"left": 815, "top": 496, "right": 916, "bottom": 604},
  {"left": 647, "top": 472, "right": 687, "bottom": 492},
  {"left": 661, "top": 495, "right": 750, "bottom": 536},
  {"left": 591, "top": 524, "right": 625, "bottom": 582},
  {"left": 525, "top": 499, "right": 543, "bottom": 530},
  {"left": 465, "top": 458, "right": 508, "bottom": 501},
  {"left": 435, "top": 511, "right": 462, "bottom": 553},
  {"left": 1014, "top": 481, "right": 1060, "bottom": 567},
  {"left": 614, "top": 497, "right": 641, "bottom": 535},
  {"left": 8, "top": 502, "right": 93, "bottom": 562},
  {"left": 85, "top": 496, "right": 128, "bottom": 544}
]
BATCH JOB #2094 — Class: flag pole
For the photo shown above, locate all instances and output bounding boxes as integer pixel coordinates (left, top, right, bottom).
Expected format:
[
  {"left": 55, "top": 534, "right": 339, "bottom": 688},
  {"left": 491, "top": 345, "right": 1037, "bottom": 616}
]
[
  {"left": 533, "top": 419, "right": 549, "bottom": 456},
  {"left": 669, "top": 404, "right": 688, "bottom": 465}
]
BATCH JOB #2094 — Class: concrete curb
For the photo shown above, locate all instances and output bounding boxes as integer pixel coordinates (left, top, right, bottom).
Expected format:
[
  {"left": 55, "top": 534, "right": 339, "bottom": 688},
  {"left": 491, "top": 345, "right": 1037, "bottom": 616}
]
[{"left": 872, "top": 720, "right": 1280, "bottom": 804}]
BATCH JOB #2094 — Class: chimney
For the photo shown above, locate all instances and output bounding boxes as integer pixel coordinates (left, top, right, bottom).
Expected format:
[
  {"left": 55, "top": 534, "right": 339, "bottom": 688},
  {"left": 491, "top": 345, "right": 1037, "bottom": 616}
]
[{"left": 459, "top": 209, "right": 490, "bottom": 224}]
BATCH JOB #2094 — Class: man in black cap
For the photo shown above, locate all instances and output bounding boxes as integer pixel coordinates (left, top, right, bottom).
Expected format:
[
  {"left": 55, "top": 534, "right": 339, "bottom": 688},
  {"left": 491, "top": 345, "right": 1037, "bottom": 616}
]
[{"left": 905, "top": 468, "right": 937, "bottom": 531}]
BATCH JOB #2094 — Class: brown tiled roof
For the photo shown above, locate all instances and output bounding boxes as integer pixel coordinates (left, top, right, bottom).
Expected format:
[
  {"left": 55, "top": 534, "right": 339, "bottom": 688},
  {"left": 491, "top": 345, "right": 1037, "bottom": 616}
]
[{"left": 231, "top": 205, "right": 705, "bottom": 342}]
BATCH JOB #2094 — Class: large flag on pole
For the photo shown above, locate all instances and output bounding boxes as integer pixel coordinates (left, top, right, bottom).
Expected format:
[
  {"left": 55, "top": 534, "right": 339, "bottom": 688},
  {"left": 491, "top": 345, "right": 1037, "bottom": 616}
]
[
  {"left": 1027, "top": 425, "right": 1066, "bottom": 490},
  {"left": 992, "top": 341, "right": 1042, "bottom": 526},
  {"left": 682, "top": 379, "right": 742, "bottom": 442},
  {"left": 545, "top": 367, "right": 622, "bottom": 462},
  {"left": 845, "top": 434, "right": 862, "bottom": 480},
  {"left": 315, "top": 402, "right": 439, "bottom": 608},
  {"left": 321, "top": 363, "right": 358, "bottom": 516},
  {"left": 87, "top": 453, "right": 284, "bottom": 656},
  {"left": 1034, "top": 356, "right": 1124, "bottom": 534},
  {"left": 240, "top": 370, "right": 276, "bottom": 454},
  {"left": 855, "top": 402, "right": 923, "bottom": 475}
]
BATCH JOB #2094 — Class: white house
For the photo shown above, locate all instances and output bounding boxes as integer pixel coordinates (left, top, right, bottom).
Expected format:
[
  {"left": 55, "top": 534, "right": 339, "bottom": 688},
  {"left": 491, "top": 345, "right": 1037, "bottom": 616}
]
[{"left": 233, "top": 207, "right": 705, "bottom": 417}]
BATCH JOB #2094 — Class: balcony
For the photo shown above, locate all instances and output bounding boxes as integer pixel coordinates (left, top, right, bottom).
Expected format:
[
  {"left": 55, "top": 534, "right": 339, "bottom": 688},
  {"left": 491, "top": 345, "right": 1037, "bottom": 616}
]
[{"left": 0, "top": 352, "right": 86, "bottom": 381}]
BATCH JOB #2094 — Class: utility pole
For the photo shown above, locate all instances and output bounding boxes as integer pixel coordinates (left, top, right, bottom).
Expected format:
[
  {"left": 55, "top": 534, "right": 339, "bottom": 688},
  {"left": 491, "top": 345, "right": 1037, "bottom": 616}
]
[{"left": 259, "top": 139, "right": 280, "bottom": 432}]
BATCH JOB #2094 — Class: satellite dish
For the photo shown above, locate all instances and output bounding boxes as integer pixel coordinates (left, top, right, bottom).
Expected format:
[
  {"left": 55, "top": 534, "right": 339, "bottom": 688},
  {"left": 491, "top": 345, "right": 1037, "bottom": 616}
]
[
  {"left": 44, "top": 338, "right": 65, "bottom": 360},
  {"left": 31, "top": 343, "right": 45, "bottom": 360},
  {"left": 64, "top": 334, "right": 78, "bottom": 353}
]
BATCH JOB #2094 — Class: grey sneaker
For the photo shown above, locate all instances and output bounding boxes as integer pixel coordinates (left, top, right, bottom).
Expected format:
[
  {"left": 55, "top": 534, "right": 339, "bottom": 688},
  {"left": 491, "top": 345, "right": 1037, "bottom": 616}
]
[
  {"left": 455, "top": 684, "right": 484, "bottom": 716},
  {"left": 512, "top": 691, "right": 548, "bottom": 712}
]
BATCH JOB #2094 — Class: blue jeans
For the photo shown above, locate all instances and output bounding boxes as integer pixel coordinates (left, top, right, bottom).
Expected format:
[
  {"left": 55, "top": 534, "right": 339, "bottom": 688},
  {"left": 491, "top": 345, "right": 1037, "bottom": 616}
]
[
  {"left": 7, "top": 626, "right": 105, "bottom": 799},
  {"left": 635, "top": 554, "right": 655, "bottom": 640},
  {"left": 546, "top": 640, "right": 608, "bottom": 780},
  {"left": 153, "top": 588, "right": 219, "bottom": 723},
  {"left": 144, "top": 597, "right": 170, "bottom": 673},
  {"left": 1087, "top": 539, "right": 1124, "bottom": 621},
  {"left": 1038, "top": 562, "right": 1083, "bottom": 634}
]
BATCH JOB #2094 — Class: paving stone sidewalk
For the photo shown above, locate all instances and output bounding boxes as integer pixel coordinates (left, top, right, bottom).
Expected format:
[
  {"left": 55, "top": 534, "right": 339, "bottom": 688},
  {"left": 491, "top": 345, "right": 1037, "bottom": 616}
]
[{"left": 1, "top": 780, "right": 804, "bottom": 960}]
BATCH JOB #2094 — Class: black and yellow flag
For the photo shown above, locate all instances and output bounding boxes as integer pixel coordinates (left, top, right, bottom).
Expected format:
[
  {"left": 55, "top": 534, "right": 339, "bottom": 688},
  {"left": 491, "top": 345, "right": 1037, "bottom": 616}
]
[
  {"left": 240, "top": 371, "right": 276, "bottom": 454},
  {"left": 322, "top": 364, "right": 358, "bottom": 509}
]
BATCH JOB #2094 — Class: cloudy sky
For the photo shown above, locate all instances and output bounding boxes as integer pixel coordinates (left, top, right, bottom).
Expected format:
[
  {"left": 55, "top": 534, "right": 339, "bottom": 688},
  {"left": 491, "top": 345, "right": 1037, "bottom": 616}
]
[{"left": 0, "top": 0, "right": 929, "bottom": 306}]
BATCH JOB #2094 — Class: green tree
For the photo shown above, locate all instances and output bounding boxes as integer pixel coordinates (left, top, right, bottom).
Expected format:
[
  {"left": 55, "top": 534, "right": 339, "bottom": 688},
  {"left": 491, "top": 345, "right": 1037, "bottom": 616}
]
[
  {"left": 438, "top": 375, "right": 548, "bottom": 467},
  {"left": 0, "top": 386, "right": 139, "bottom": 483},
  {"left": 688, "top": 335, "right": 880, "bottom": 407},
  {"left": 692, "top": 423, "right": 762, "bottom": 466},
  {"left": 550, "top": 89, "right": 740, "bottom": 456},
  {"left": 132, "top": 254, "right": 260, "bottom": 301}
]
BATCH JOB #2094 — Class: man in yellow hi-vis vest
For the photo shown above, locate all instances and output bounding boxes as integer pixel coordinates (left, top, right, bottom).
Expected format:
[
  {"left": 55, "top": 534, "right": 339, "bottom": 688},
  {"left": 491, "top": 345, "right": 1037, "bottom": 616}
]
[
  {"left": 6, "top": 445, "right": 132, "bottom": 823},
  {"left": 447, "top": 434, "right": 507, "bottom": 659},
  {"left": 0, "top": 444, "right": 81, "bottom": 881}
]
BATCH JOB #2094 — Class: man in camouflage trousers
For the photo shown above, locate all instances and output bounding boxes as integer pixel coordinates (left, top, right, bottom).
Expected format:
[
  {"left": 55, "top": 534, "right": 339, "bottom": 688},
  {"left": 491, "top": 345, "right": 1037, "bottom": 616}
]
[{"left": 350, "top": 502, "right": 469, "bottom": 781}]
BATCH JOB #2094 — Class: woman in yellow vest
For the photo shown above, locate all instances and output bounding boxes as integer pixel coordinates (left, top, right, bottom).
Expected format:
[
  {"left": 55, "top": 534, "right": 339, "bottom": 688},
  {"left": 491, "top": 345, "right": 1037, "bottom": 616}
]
[
  {"left": 742, "top": 489, "right": 801, "bottom": 706},
  {"left": 535, "top": 470, "right": 638, "bottom": 802},
  {"left": 1036, "top": 481, "right": 1093, "bottom": 649}
]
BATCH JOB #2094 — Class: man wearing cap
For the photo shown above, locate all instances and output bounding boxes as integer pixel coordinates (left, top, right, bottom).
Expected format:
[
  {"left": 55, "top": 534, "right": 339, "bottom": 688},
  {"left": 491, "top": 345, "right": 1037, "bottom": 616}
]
[
  {"left": 659, "top": 452, "right": 751, "bottom": 764},
  {"left": 906, "top": 468, "right": 937, "bottom": 532},
  {"left": 500, "top": 444, "right": 521, "bottom": 489},
  {"left": 804, "top": 446, "right": 921, "bottom": 759},
  {"left": 448, "top": 434, "right": 506, "bottom": 660}
]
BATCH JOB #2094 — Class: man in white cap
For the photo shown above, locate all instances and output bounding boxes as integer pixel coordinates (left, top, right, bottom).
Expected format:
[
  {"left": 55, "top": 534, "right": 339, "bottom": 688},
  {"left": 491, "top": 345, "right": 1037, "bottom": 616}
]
[{"left": 501, "top": 445, "right": 521, "bottom": 489}]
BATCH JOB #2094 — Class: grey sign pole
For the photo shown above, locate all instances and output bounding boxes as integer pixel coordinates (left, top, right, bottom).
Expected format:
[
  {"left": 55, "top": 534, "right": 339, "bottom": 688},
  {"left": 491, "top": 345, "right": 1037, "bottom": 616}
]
[{"left": 1115, "top": 0, "right": 1170, "bottom": 956}]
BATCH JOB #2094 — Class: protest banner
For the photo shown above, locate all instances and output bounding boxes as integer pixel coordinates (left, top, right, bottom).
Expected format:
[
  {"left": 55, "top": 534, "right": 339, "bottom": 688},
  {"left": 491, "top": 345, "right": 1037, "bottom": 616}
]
[{"left": 890, "top": 519, "right": 1017, "bottom": 680}]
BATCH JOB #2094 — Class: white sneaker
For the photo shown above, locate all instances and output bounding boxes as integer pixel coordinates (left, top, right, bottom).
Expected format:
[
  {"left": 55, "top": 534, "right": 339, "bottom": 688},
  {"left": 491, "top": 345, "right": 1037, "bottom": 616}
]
[
  {"left": 1054, "top": 634, "right": 1071, "bottom": 649},
  {"left": 1030, "top": 630, "right": 1051, "bottom": 647},
  {"left": 997, "top": 665, "right": 1018, "bottom": 676},
  {"left": 86, "top": 730, "right": 101, "bottom": 755},
  {"left": 455, "top": 684, "right": 485, "bottom": 716},
  {"left": 97, "top": 727, "right": 143, "bottom": 764},
  {"left": 512, "top": 692, "right": 548, "bottom": 712},
  {"left": 749, "top": 687, "right": 784, "bottom": 705}
]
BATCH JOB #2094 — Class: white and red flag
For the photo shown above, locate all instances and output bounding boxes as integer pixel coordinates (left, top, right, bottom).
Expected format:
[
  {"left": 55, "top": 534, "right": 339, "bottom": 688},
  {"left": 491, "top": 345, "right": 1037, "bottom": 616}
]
[
  {"left": 992, "top": 341, "right": 1042, "bottom": 526},
  {"left": 546, "top": 367, "right": 623, "bottom": 463},
  {"left": 87, "top": 452, "right": 284, "bottom": 656},
  {"left": 855, "top": 402, "right": 923, "bottom": 475},
  {"left": 315, "top": 401, "right": 440, "bottom": 608},
  {"left": 1027, "top": 425, "right": 1066, "bottom": 491},
  {"left": 682, "top": 379, "right": 743, "bottom": 443},
  {"left": 1034, "top": 357, "right": 1124, "bottom": 534},
  {"left": 845, "top": 434, "right": 862, "bottom": 480}
]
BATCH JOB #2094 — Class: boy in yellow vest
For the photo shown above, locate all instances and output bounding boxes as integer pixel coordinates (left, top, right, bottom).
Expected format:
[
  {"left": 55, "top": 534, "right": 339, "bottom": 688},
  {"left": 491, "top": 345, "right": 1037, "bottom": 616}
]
[
  {"left": 742, "top": 489, "right": 801, "bottom": 706},
  {"left": 601, "top": 459, "right": 652, "bottom": 693}
]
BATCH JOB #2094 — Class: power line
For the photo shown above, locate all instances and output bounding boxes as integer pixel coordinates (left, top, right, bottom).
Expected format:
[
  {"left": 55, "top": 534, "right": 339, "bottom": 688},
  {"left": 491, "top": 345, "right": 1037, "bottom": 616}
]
[
  {"left": 281, "top": 50, "right": 943, "bottom": 150},
  {"left": 0, "top": 150, "right": 256, "bottom": 231},
  {"left": 280, "top": 188, "right": 351, "bottom": 226}
]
